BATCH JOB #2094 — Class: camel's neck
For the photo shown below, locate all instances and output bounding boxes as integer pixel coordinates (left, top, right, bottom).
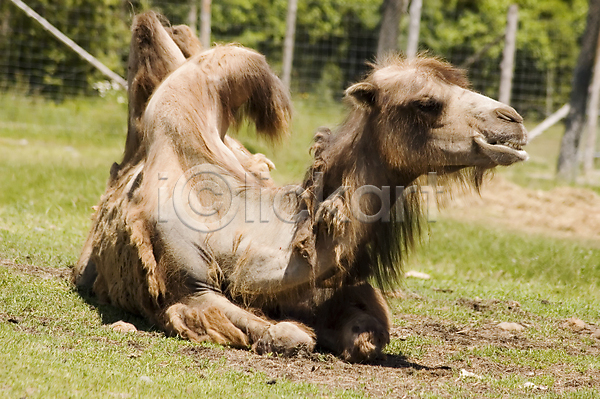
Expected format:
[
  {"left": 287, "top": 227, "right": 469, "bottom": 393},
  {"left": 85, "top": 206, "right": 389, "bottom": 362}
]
[
  {"left": 301, "top": 111, "right": 423, "bottom": 285},
  {"left": 317, "top": 112, "right": 419, "bottom": 198}
]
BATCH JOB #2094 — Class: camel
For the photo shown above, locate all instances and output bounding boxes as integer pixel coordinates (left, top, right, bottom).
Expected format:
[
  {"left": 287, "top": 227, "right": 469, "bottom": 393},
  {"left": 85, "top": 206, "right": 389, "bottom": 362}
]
[{"left": 73, "top": 12, "right": 528, "bottom": 362}]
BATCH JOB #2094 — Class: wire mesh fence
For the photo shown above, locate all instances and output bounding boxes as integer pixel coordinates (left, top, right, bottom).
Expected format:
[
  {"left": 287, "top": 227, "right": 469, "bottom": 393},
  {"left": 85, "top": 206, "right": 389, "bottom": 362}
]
[{"left": 0, "top": 0, "right": 589, "bottom": 119}]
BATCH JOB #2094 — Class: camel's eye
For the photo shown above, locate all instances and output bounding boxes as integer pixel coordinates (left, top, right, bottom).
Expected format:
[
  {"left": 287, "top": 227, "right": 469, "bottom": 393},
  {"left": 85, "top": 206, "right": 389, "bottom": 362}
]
[{"left": 413, "top": 98, "right": 443, "bottom": 115}]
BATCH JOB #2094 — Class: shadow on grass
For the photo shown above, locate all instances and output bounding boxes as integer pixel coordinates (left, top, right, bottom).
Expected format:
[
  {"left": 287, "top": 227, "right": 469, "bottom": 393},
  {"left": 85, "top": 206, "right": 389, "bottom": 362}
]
[
  {"left": 77, "top": 285, "right": 438, "bottom": 370},
  {"left": 375, "top": 353, "right": 448, "bottom": 371},
  {"left": 74, "top": 287, "right": 159, "bottom": 334},
  {"left": 3, "top": 258, "right": 446, "bottom": 371}
]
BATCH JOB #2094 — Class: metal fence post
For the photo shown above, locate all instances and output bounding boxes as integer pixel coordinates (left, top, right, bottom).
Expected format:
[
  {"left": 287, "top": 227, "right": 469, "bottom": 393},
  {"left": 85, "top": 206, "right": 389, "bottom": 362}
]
[
  {"left": 282, "top": 0, "right": 298, "bottom": 90},
  {"left": 406, "top": 0, "right": 422, "bottom": 60},
  {"left": 200, "top": 0, "right": 211, "bottom": 49},
  {"left": 499, "top": 4, "right": 518, "bottom": 105}
]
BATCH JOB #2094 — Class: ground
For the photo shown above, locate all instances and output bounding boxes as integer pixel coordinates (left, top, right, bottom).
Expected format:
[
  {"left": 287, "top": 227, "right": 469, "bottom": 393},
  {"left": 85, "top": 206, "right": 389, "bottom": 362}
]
[
  {"left": 446, "top": 176, "right": 600, "bottom": 243},
  {"left": 3, "top": 175, "right": 600, "bottom": 398},
  {"left": 3, "top": 247, "right": 600, "bottom": 398},
  {"left": 1, "top": 94, "right": 599, "bottom": 398}
]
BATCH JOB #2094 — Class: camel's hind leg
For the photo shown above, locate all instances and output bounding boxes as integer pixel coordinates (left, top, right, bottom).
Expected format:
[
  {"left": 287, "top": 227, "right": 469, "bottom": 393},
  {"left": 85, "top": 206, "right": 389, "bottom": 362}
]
[
  {"left": 163, "top": 292, "right": 315, "bottom": 356},
  {"left": 315, "top": 283, "right": 391, "bottom": 363}
]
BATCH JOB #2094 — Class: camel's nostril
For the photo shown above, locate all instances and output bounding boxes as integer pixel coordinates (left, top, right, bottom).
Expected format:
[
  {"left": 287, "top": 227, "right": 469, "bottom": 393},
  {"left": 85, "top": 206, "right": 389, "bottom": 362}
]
[{"left": 495, "top": 107, "right": 523, "bottom": 124}]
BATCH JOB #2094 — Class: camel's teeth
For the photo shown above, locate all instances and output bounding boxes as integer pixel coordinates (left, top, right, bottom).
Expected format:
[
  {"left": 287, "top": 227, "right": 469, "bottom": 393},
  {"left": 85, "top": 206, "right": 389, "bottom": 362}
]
[{"left": 499, "top": 141, "right": 523, "bottom": 151}]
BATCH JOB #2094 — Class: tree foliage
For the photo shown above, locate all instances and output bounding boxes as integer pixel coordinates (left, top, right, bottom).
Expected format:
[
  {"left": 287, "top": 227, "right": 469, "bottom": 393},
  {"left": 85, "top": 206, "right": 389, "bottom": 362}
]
[
  {"left": 416, "top": 0, "right": 587, "bottom": 116},
  {"left": 0, "top": 0, "right": 132, "bottom": 97},
  {"left": 0, "top": 0, "right": 590, "bottom": 108}
]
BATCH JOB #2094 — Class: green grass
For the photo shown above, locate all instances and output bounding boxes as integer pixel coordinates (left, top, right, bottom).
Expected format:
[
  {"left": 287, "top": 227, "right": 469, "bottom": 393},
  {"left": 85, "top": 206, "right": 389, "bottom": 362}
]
[
  {"left": 1, "top": 92, "right": 600, "bottom": 397},
  {"left": 415, "top": 219, "right": 600, "bottom": 303},
  {"left": 235, "top": 98, "right": 347, "bottom": 184},
  {"left": 0, "top": 271, "right": 345, "bottom": 399}
]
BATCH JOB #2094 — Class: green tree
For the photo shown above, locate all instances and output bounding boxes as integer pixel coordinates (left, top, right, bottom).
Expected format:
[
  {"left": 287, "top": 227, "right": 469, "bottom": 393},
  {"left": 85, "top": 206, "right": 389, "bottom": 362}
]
[
  {"left": 0, "top": 0, "right": 131, "bottom": 97},
  {"left": 557, "top": 0, "right": 600, "bottom": 181},
  {"left": 0, "top": 0, "right": 590, "bottom": 107},
  {"left": 417, "top": 0, "right": 587, "bottom": 117}
]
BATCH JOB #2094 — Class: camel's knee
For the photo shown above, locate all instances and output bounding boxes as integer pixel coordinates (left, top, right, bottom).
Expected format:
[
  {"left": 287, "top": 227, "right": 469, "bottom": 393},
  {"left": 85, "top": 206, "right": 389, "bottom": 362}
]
[
  {"left": 163, "top": 301, "right": 249, "bottom": 347},
  {"left": 72, "top": 258, "right": 97, "bottom": 294},
  {"left": 252, "top": 321, "right": 316, "bottom": 357}
]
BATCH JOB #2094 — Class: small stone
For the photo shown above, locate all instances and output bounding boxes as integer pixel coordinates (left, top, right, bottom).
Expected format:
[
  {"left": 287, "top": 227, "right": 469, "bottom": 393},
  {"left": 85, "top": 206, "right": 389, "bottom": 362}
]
[
  {"left": 404, "top": 270, "right": 431, "bottom": 280},
  {"left": 497, "top": 322, "right": 525, "bottom": 332},
  {"left": 110, "top": 321, "right": 137, "bottom": 333},
  {"left": 266, "top": 379, "right": 277, "bottom": 385},
  {"left": 139, "top": 376, "right": 152, "bottom": 384},
  {"left": 459, "top": 369, "right": 483, "bottom": 380},
  {"left": 506, "top": 300, "right": 521, "bottom": 309},
  {"left": 591, "top": 329, "right": 600, "bottom": 339},
  {"left": 563, "top": 317, "right": 587, "bottom": 332},
  {"left": 522, "top": 381, "right": 548, "bottom": 390}
]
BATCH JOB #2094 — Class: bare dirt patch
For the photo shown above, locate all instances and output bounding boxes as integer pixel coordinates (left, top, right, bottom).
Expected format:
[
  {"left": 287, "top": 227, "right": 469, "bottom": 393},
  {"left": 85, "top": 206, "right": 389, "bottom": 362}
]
[
  {"left": 181, "top": 344, "right": 453, "bottom": 397},
  {"left": 444, "top": 176, "right": 600, "bottom": 244},
  {"left": 3, "top": 253, "right": 600, "bottom": 397},
  {"left": 0, "top": 259, "right": 71, "bottom": 281},
  {"left": 176, "top": 311, "right": 600, "bottom": 397},
  {"left": 3, "top": 176, "right": 600, "bottom": 397}
]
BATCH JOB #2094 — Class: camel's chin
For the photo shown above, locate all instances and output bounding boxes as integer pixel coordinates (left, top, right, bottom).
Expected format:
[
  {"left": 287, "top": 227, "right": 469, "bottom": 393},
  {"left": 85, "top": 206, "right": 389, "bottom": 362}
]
[
  {"left": 436, "top": 165, "right": 466, "bottom": 174},
  {"left": 473, "top": 136, "right": 529, "bottom": 166}
]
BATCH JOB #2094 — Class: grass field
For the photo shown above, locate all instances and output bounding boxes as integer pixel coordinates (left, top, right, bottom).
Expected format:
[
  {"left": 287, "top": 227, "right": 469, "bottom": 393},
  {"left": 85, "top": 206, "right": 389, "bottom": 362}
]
[{"left": 1, "top": 92, "right": 599, "bottom": 398}]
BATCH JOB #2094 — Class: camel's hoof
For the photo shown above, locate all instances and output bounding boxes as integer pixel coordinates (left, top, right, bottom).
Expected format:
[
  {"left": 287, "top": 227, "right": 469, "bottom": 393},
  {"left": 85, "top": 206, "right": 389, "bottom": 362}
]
[
  {"left": 252, "top": 322, "right": 316, "bottom": 357},
  {"left": 340, "top": 318, "right": 389, "bottom": 363},
  {"left": 341, "top": 331, "right": 386, "bottom": 363}
]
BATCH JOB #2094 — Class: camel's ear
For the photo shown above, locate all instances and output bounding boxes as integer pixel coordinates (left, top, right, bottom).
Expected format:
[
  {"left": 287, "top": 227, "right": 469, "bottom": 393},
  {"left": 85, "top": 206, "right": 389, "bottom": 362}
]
[{"left": 345, "top": 82, "right": 377, "bottom": 108}]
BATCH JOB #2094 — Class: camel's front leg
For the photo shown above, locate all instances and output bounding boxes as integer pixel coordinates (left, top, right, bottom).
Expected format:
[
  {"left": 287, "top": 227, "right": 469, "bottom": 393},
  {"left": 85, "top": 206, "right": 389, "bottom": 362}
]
[
  {"left": 163, "top": 291, "right": 315, "bottom": 356},
  {"left": 314, "top": 283, "right": 391, "bottom": 362}
]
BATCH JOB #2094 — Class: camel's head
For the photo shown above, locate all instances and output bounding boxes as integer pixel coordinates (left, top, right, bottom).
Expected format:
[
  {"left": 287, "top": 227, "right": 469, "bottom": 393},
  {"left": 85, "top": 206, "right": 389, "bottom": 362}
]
[{"left": 345, "top": 55, "right": 528, "bottom": 176}]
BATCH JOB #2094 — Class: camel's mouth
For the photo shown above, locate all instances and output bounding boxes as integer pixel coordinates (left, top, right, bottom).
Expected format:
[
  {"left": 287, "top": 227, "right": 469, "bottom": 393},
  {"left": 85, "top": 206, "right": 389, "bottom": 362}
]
[{"left": 474, "top": 133, "right": 528, "bottom": 166}]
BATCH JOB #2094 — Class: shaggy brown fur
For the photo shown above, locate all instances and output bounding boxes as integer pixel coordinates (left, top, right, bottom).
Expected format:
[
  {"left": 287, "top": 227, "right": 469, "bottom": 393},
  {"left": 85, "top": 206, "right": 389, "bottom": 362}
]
[
  {"left": 295, "top": 54, "right": 526, "bottom": 291},
  {"left": 75, "top": 12, "right": 289, "bottom": 336},
  {"left": 120, "top": 12, "right": 274, "bottom": 181},
  {"left": 74, "top": 12, "right": 527, "bottom": 363},
  {"left": 122, "top": 11, "right": 186, "bottom": 168},
  {"left": 166, "top": 24, "right": 203, "bottom": 58}
]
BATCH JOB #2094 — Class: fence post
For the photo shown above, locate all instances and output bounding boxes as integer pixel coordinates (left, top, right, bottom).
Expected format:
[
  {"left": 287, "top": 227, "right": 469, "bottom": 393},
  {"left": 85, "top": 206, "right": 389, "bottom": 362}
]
[
  {"left": 188, "top": 0, "right": 198, "bottom": 36},
  {"left": 546, "top": 68, "right": 555, "bottom": 116},
  {"left": 200, "top": 0, "right": 211, "bottom": 49},
  {"left": 282, "top": 0, "right": 298, "bottom": 90},
  {"left": 528, "top": 104, "right": 570, "bottom": 141},
  {"left": 499, "top": 4, "right": 518, "bottom": 105},
  {"left": 583, "top": 26, "right": 600, "bottom": 174},
  {"left": 406, "top": 0, "right": 422, "bottom": 60},
  {"left": 377, "top": 0, "right": 409, "bottom": 58}
]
